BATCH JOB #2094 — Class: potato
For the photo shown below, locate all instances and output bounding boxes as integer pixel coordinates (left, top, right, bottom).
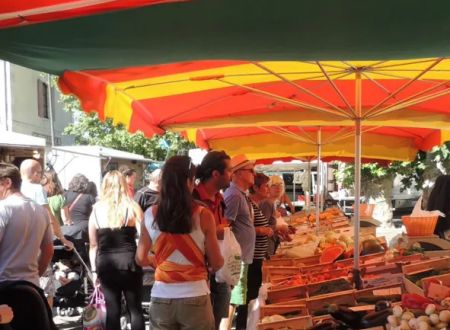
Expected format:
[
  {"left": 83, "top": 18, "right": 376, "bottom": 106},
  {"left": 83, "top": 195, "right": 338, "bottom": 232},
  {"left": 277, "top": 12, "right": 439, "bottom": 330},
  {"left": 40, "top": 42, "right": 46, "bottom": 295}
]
[
  {"left": 439, "top": 310, "right": 450, "bottom": 323},
  {"left": 425, "top": 304, "right": 436, "bottom": 316}
]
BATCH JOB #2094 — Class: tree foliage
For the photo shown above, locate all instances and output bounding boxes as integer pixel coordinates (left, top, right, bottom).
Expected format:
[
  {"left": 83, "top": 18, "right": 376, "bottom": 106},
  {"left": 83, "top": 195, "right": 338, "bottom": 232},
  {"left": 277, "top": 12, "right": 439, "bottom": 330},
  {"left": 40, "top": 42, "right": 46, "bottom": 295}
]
[
  {"left": 55, "top": 79, "right": 194, "bottom": 161},
  {"left": 334, "top": 142, "right": 450, "bottom": 200}
]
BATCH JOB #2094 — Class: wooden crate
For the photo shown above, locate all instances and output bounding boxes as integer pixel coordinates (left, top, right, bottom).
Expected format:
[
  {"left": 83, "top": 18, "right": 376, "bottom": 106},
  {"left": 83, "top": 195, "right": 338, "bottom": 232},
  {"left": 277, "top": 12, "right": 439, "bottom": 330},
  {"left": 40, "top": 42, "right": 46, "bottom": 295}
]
[
  {"left": 402, "top": 256, "right": 450, "bottom": 295},
  {"left": 363, "top": 263, "right": 402, "bottom": 276},
  {"left": 401, "top": 256, "right": 450, "bottom": 274},
  {"left": 258, "top": 315, "right": 313, "bottom": 330},
  {"left": 388, "top": 253, "right": 424, "bottom": 264},
  {"left": 263, "top": 266, "right": 302, "bottom": 282},
  {"left": 306, "top": 290, "right": 356, "bottom": 312},
  {"left": 307, "top": 278, "right": 353, "bottom": 298},
  {"left": 335, "top": 252, "right": 386, "bottom": 268},
  {"left": 264, "top": 254, "right": 321, "bottom": 267},
  {"left": 355, "top": 284, "right": 403, "bottom": 301},
  {"left": 268, "top": 298, "right": 307, "bottom": 306},
  {"left": 267, "top": 284, "right": 308, "bottom": 304},
  {"left": 422, "top": 273, "right": 450, "bottom": 301},
  {"left": 362, "top": 273, "right": 404, "bottom": 289},
  {"left": 260, "top": 304, "right": 309, "bottom": 318}
]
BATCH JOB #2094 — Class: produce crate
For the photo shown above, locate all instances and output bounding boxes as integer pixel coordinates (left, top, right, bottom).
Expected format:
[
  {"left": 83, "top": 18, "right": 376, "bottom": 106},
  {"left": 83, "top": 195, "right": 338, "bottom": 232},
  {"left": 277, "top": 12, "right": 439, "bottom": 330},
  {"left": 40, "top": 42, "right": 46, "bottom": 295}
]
[
  {"left": 307, "top": 278, "right": 354, "bottom": 298},
  {"left": 363, "top": 263, "right": 402, "bottom": 276},
  {"left": 270, "top": 274, "right": 306, "bottom": 289},
  {"left": 335, "top": 252, "right": 386, "bottom": 268},
  {"left": 387, "top": 253, "right": 424, "bottom": 264},
  {"left": 260, "top": 304, "right": 309, "bottom": 319},
  {"left": 421, "top": 273, "right": 450, "bottom": 301},
  {"left": 355, "top": 284, "right": 403, "bottom": 303},
  {"left": 267, "top": 284, "right": 308, "bottom": 304},
  {"left": 306, "top": 289, "right": 356, "bottom": 312},
  {"left": 401, "top": 256, "right": 450, "bottom": 274},
  {"left": 262, "top": 266, "right": 302, "bottom": 283},
  {"left": 402, "top": 256, "right": 450, "bottom": 295},
  {"left": 263, "top": 254, "right": 321, "bottom": 267},
  {"left": 257, "top": 315, "right": 313, "bottom": 330},
  {"left": 362, "top": 273, "right": 404, "bottom": 289},
  {"left": 269, "top": 298, "right": 307, "bottom": 306}
]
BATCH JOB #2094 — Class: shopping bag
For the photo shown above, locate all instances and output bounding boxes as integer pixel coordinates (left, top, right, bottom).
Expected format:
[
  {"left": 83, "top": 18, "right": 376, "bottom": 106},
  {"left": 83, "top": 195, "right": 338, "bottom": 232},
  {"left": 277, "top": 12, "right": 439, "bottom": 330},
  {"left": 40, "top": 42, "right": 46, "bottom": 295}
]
[
  {"left": 83, "top": 287, "right": 106, "bottom": 330},
  {"left": 215, "top": 227, "right": 241, "bottom": 286}
]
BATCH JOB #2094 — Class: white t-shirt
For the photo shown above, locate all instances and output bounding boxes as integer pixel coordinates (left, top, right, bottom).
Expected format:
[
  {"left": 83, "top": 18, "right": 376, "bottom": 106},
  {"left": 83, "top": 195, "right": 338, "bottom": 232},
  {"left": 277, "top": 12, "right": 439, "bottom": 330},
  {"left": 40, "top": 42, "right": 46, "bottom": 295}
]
[
  {"left": 0, "top": 195, "right": 53, "bottom": 286},
  {"left": 144, "top": 207, "right": 209, "bottom": 298},
  {"left": 21, "top": 181, "right": 48, "bottom": 206}
]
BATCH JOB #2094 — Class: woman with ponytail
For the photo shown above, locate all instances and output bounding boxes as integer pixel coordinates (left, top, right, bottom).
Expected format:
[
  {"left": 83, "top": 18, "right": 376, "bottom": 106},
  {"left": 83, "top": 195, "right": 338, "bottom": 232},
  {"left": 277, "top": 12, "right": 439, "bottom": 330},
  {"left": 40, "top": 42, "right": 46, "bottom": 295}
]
[{"left": 88, "top": 170, "right": 145, "bottom": 330}]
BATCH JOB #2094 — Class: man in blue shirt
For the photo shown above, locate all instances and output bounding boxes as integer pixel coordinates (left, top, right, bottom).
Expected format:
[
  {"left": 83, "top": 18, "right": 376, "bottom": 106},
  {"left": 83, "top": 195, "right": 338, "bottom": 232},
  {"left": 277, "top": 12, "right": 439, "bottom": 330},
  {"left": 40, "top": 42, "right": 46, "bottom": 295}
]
[{"left": 224, "top": 154, "right": 256, "bottom": 330}]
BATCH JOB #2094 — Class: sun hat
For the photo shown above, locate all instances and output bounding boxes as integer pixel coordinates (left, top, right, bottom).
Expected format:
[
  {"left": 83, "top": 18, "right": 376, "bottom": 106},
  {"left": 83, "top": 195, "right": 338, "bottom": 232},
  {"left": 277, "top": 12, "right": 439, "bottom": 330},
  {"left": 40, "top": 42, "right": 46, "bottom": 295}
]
[{"left": 230, "top": 154, "right": 255, "bottom": 173}]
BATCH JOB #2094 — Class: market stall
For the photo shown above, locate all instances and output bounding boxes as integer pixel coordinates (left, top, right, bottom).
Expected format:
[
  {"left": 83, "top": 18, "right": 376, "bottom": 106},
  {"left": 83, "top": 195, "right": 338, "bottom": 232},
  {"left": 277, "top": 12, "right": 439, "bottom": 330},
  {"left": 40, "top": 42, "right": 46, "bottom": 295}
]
[{"left": 256, "top": 206, "right": 450, "bottom": 330}]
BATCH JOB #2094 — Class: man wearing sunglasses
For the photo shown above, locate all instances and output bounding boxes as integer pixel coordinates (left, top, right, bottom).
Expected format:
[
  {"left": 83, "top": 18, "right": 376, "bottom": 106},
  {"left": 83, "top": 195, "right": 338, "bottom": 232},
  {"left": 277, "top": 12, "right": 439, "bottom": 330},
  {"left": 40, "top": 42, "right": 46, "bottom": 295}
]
[{"left": 223, "top": 154, "right": 256, "bottom": 330}]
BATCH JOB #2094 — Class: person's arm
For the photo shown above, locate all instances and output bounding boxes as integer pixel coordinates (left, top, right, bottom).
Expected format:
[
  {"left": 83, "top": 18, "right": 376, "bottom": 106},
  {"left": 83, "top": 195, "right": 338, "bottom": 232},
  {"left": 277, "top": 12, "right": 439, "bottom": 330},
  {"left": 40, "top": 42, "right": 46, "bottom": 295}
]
[
  {"left": 60, "top": 206, "right": 71, "bottom": 225},
  {"left": 88, "top": 208, "right": 100, "bottom": 285},
  {"left": 255, "top": 226, "right": 274, "bottom": 237},
  {"left": 38, "top": 242, "right": 54, "bottom": 276},
  {"left": 0, "top": 305, "right": 13, "bottom": 324},
  {"left": 282, "top": 193, "right": 295, "bottom": 214},
  {"left": 38, "top": 216, "right": 54, "bottom": 276},
  {"left": 224, "top": 193, "right": 240, "bottom": 223},
  {"left": 200, "top": 208, "right": 224, "bottom": 272},
  {"left": 135, "top": 220, "right": 155, "bottom": 267},
  {"left": 43, "top": 204, "right": 73, "bottom": 250}
]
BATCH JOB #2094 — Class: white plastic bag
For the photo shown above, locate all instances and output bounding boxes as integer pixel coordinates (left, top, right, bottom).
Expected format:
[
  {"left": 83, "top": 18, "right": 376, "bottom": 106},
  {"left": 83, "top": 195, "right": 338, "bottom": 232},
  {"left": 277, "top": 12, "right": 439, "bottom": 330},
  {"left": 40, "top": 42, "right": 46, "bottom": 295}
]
[
  {"left": 215, "top": 227, "right": 242, "bottom": 286},
  {"left": 246, "top": 283, "right": 271, "bottom": 330},
  {"left": 412, "top": 196, "right": 445, "bottom": 217},
  {"left": 275, "top": 216, "right": 289, "bottom": 233}
]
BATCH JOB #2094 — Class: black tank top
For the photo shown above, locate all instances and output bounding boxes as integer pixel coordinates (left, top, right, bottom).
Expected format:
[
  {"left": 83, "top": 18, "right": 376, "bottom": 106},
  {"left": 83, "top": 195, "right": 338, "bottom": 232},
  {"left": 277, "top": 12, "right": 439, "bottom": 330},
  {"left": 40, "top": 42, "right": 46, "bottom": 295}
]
[{"left": 95, "top": 210, "right": 142, "bottom": 273}]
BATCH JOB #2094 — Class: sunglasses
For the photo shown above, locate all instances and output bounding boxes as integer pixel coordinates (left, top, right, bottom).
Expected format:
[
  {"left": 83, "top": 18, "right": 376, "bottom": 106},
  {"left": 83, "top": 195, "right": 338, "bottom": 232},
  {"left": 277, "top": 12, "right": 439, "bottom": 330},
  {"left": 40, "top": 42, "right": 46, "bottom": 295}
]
[{"left": 238, "top": 168, "right": 255, "bottom": 174}]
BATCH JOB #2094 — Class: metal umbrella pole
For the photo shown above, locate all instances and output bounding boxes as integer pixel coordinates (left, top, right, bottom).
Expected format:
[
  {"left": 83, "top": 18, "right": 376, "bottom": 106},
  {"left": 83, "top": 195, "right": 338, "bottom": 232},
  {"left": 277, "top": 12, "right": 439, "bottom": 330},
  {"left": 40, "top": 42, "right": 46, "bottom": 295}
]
[
  {"left": 315, "top": 128, "right": 322, "bottom": 233},
  {"left": 353, "top": 71, "right": 363, "bottom": 289}
]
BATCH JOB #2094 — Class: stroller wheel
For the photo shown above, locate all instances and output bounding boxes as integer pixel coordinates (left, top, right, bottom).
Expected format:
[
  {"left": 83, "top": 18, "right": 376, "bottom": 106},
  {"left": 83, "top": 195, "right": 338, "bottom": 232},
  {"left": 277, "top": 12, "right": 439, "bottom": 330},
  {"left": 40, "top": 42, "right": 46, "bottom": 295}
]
[
  {"left": 120, "top": 316, "right": 128, "bottom": 330},
  {"left": 66, "top": 307, "right": 75, "bottom": 317}
]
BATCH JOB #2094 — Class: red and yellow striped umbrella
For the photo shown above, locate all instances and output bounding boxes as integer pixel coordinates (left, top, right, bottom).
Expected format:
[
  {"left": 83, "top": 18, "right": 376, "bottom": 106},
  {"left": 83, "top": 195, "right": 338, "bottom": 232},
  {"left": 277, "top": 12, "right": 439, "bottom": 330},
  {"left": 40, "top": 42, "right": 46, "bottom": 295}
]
[
  {"left": 183, "top": 126, "right": 450, "bottom": 162},
  {"left": 59, "top": 59, "right": 450, "bottom": 136}
]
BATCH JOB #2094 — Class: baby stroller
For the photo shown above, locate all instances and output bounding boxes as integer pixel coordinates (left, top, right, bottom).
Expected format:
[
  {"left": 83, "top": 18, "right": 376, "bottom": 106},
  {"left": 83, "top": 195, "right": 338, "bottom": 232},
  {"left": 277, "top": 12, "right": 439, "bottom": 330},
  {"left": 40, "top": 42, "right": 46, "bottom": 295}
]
[{"left": 52, "top": 238, "right": 93, "bottom": 316}]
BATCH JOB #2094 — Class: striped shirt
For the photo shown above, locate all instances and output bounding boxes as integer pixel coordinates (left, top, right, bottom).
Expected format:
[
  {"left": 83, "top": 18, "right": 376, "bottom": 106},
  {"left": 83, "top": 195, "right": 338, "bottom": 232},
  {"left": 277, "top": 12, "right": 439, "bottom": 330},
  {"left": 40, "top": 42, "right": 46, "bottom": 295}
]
[{"left": 250, "top": 200, "right": 269, "bottom": 260}]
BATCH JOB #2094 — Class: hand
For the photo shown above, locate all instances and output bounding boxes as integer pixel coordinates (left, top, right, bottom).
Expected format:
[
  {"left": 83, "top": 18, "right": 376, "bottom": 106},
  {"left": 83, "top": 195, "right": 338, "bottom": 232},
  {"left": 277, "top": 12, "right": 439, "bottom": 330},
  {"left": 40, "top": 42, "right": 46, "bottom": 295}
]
[
  {"left": 260, "top": 227, "right": 274, "bottom": 237},
  {"left": 92, "top": 273, "right": 101, "bottom": 288},
  {"left": 61, "top": 238, "right": 74, "bottom": 251},
  {"left": 216, "top": 223, "right": 229, "bottom": 240},
  {"left": 0, "top": 304, "right": 13, "bottom": 324},
  {"left": 147, "top": 254, "right": 156, "bottom": 269},
  {"left": 256, "top": 227, "right": 274, "bottom": 237}
]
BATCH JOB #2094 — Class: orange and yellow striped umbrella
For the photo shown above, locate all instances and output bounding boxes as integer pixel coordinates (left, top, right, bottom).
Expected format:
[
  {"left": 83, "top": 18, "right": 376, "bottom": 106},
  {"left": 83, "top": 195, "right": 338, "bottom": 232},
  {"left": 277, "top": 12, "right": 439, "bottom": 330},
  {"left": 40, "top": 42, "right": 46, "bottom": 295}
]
[
  {"left": 59, "top": 59, "right": 450, "bottom": 136},
  {"left": 183, "top": 126, "right": 450, "bottom": 162}
]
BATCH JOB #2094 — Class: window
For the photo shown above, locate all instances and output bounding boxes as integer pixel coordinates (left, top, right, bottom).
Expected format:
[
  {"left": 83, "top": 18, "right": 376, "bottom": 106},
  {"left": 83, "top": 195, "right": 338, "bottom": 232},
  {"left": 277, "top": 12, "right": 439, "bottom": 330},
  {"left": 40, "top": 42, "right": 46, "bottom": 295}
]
[{"left": 37, "top": 80, "right": 49, "bottom": 119}]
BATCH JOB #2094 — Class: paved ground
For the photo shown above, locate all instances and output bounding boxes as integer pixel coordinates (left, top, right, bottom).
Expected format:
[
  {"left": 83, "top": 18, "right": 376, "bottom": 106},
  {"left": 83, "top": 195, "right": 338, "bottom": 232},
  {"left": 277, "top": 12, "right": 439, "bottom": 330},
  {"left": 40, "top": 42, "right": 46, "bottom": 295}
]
[{"left": 53, "top": 315, "right": 82, "bottom": 330}]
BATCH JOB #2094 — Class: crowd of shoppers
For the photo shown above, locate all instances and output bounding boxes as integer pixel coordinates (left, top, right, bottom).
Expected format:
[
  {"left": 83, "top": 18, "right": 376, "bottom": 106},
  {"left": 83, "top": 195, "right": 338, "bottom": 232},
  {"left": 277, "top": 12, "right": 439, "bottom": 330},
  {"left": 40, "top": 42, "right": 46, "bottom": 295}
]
[{"left": 0, "top": 152, "right": 297, "bottom": 329}]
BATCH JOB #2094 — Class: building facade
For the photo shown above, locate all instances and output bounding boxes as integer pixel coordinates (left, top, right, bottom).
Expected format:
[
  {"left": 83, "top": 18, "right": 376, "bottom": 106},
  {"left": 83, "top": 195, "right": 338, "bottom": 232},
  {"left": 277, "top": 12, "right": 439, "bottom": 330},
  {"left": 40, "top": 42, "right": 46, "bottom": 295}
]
[{"left": 0, "top": 61, "right": 74, "bottom": 146}]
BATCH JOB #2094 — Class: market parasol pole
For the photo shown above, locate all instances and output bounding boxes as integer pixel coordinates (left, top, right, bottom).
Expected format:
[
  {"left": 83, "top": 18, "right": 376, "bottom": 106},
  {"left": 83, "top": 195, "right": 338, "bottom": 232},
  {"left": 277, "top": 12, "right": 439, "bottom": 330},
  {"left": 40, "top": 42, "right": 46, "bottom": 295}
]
[
  {"left": 353, "top": 71, "right": 363, "bottom": 289},
  {"left": 315, "top": 128, "right": 322, "bottom": 233}
]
